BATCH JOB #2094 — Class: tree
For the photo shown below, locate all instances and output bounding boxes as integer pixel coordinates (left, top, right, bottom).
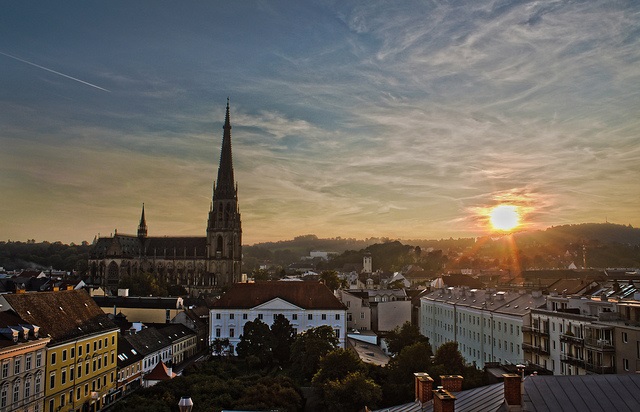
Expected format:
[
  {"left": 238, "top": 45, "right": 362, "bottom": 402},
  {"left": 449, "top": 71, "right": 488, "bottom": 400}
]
[
  {"left": 320, "top": 270, "right": 341, "bottom": 291},
  {"left": 290, "top": 325, "right": 339, "bottom": 383},
  {"left": 211, "top": 337, "right": 230, "bottom": 357},
  {"left": 271, "top": 314, "right": 295, "bottom": 365},
  {"left": 322, "top": 371, "right": 382, "bottom": 412},
  {"left": 236, "top": 319, "right": 275, "bottom": 367},
  {"left": 384, "top": 321, "right": 431, "bottom": 356},
  {"left": 383, "top": 341, "right": 433, "bottom": 405},
  {"left": 432, "top": 341, "right": 465, "bottom": 376},
  {"left": 312, "top": 348, "right": 366, "bottom": 387}
]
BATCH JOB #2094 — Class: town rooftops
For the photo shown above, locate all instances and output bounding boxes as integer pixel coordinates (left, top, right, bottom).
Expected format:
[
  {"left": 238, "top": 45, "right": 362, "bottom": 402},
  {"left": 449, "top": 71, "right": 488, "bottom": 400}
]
[
  {"left": 93, "top": 295, "right": 184, "bottom": 310},
  {"left": 117, "top": 336, "right": 144, "bottom": 368},
  {"left": 0, "top": 289, "right": 117, "bottom": 344},
  {"left": 211, "top": 281, "right": 346, "bottom": 310},
  {"left": 124, "top": 327, "right": 171, "bottom": 356}
]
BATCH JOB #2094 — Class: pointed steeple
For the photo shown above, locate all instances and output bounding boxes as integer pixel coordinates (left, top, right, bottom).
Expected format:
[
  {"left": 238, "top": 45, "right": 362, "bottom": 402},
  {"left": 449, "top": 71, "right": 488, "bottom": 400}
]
[
  {"left": 214, "top": 98, "right": 236, "bottom": 200},
  {"left": 137, "top": 203, "right": 147, "bottom": 239}
]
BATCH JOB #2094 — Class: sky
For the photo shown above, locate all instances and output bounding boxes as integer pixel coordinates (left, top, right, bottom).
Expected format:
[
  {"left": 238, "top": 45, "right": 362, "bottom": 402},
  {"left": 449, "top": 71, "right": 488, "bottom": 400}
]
[{"left": 1, "top": 0, "right": 639, "bottom": 245}]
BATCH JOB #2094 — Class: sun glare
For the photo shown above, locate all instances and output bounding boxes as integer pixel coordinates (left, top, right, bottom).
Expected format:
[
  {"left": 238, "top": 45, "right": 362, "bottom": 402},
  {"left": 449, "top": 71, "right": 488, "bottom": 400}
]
[{"left": 489, "top": 205, "right": 521, "bottom": 231}]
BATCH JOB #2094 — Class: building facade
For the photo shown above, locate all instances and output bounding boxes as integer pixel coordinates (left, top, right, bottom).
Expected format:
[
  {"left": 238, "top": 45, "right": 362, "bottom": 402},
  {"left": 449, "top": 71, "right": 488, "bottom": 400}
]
[
  {"left": 210, "top": 282, "right": 347, "bottom": 354},
  {"left": 0, "top": 312, "right": 50, "bottom": 412},
  {"left": 0, "top": 290, "right": 119, "bottom": 412},
  {"left": 88, "top": 101, "right": 242, "bottom": 296}
]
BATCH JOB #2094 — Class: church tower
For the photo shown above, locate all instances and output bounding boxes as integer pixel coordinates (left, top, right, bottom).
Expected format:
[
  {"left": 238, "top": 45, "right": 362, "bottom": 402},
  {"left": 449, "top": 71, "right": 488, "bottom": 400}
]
[{"left": 207, "top": 99, "right": 242, "bottom": 286}]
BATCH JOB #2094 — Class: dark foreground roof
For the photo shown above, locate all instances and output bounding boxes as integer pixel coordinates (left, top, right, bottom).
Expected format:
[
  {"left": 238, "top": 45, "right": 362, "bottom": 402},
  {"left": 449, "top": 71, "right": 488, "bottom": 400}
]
[
  {"left": 2, "top": 290, "right": 117, "bottom": 344},
  {"left": 212, "top": 281, "right": 346, "bottom": 310},
  {"left": 523, "top": 374, "right": 640, "bottom": 411}
]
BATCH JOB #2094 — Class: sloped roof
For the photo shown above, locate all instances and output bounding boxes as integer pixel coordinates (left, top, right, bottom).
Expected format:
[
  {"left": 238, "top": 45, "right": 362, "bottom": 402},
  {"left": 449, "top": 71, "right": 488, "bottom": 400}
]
[
  {"left": 523, "top": 374, "right": 640, "bottom": 411},
  {"left": 2, "top": 290, "right": 117, "bottom": 344},
  {"left": 155, "top": 323, "right": 195, "bottom": 343},
  {"left": 373, "top": 382, "right": 504, "bottom": 412},
  {"left": 143, "top": 361, "right": 175, "bottom": 381},
  {"left": 117, "top": 336, "right": 144, "bottom": 368},
  {"left": 211, "top": 282, "right": 346, "bottom": 310},
  {"left": 124, "top": 327, "right": 171, "bottom": 356},
  {"left": 93, "top": 296, "right": 182, "bottom": 310}
]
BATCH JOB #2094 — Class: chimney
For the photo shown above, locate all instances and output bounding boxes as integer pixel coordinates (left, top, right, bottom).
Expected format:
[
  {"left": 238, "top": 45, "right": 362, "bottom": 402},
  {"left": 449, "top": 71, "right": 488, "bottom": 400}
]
[
  {"left": 433, "top": 387, "right": 456, "bottom": 412},
  {"left": 440, "top": 375, "right": 463, "bottom": 392},
  {"left": 502, "top": 373, "right": 522, "bottom": 406},
  {"left": 414, "top": 373, "right": 434, "bottom": 403}
]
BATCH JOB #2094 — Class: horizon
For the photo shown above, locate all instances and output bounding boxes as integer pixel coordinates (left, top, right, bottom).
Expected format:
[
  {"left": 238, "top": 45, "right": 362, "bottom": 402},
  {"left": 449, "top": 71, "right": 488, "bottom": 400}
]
[{"left": 2, "top": 2, "right": 639, "bottom": 245}]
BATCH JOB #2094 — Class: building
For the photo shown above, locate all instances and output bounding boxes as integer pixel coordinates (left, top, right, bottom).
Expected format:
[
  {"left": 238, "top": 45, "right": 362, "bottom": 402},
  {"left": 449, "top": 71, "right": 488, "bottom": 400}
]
[
  {"left": 115, "top": 337, "right": 143, "bottom": 399},
  {"left": 123, "top": 328, "right": 171, "bottom": 379},
  {"left": 209, "top": 282, "right": 347, "bottom": 354},
  {"left": 88, "top": 101, "right": 242, "bottom": 296},
  {"left": 420, "top": 287, "right": 546, "bottom": 369},
  {"left": 155, "top": 324, "right": 197, "bottom": 367},
  {"left": 337, "top": 290, "right": 371, "bottom": 332},
  {"left": 92, "top": 295, "right": 185, "bottom": 324},
  {"left": 0, "top": 311, "right": 50, "bottom": 412},
  {"left": 0, "top": 290, "right": 120, "bottom": 412}
]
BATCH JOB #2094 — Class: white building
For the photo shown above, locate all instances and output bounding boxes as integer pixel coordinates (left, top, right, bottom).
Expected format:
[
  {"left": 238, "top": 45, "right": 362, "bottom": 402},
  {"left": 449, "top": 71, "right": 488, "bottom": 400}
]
[
  {"left": 210, "top": 282, "right": 347, "bottom": 354},
  {"left": 420, "top": 287, "right": 546, "bottom": 369}
]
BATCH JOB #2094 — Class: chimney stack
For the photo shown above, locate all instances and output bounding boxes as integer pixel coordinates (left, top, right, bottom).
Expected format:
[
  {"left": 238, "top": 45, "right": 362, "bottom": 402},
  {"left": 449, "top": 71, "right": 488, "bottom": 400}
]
[
  {"left": 414, "top": 373, "right": 434, "bottom": 403},
  {"left": 433, "top": 387, "right": 456, "bottom": 412},
  {"left": 502, "top": 373, "right": 522, "bottom": 406},
  {"left": 440, "top": 375, "right": 463, "bottom": 392}
]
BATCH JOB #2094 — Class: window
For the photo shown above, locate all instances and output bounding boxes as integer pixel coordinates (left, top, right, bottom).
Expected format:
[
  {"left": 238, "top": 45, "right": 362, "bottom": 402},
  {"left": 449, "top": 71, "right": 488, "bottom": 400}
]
[
  {"left": 360, "top": 312, "right": 365, "bottom": 319},
  {"left": 308, "top": 314, "right": 313, "bottom": 320},
  {"left": 624, "top": 358, "right": 629, "bottom": 371},
  {"left": 60, "top": 393, "right": 65, "bottom": 407},
  {"left": 334, "top": 329, "right": 340, "bottom": 338},
  {"left": 61, "top": 369, "right": 66, "bottom": 385},
  {"left": 49, "top": 398, "right": 54, "bottom": 412},
  {"left": 273, "top": 314, "right": 278, "bottom": 320},
  {"left": 230, "top": 329, "right": 235, "bottom": 338},
  {"left": 50, "top": 372, "right": 56, "bottom": 389},
  {"left": 77, "top": 387, "right": 81, "bottom": 400},
  {"left": 258, "top": 314, "right": 263, "bottom": 320},
  {"left": 86, "top": 343, "right": 90, "bottom": 355},
  {"left": 623, "top": 332, "right": 628, "bottom": 343},
  {"left": 26, "top": 355, "right": 32, "bottom": 371},
  {"left": 78, "top": 345, "right": 82, "bottom": 357},
  {"left": 216, "top": 313, "right": 221, "bottom": 320},
  {"left": 77, "top": 363, "right": 82, "bottom": 378},
  {"left": 36, "top": 352, "right": 42, "bottom": 368},
  {"left": 321, "top": 314, "right": 327, "bottom": 320},
  {"left": 14, "top": 358, "right": 20, "bottom": 375},
  {"left": 292, "top": 314, "right": 298, "bottom": 320},
  {"left": 62, "top": 350, "right": 67, "bottom": 362},
  {"left": 85, "top": 363, "right": 89, "bottom": 375},
  {"left": 71, "top": 348, "right": 75, "bottom": 359},
  {"left": 230, "top": 314, "right": 234, "bottom": 320},
  {"left": 216, "top": 328, "right": 221, "bottom": 338},
  {"left": 35, "top": 374, "right": 41, "bottom": 393},
  {"left": 70, "top": 366, "right": 74, "bottom": 381},
  {"left": 335, "top": 314, "right": 340, "bottom": 320},
  {"left": 24, "top": 378, "right": 31, "bottom": 398},
  {"left": 12, "top": 383, "right": 19, "bottom": 403},
  {"left": 94, "top": 342, "right": 97, "bottom": 352},
  {"left": 51, "top": 353, "right": 56, "bottom": 365},
  {"left": 0, "top": 386, "right": 6, "bottom": 407},
  {"left": 98, "top": 340, "right": 102, "bottom": 350}
]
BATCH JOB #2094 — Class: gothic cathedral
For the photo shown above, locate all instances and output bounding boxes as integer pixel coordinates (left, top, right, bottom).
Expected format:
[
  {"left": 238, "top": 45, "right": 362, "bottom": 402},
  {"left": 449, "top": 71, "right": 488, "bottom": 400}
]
[{"left": 89, "top": 101, "right": 242, "bottom": 296}]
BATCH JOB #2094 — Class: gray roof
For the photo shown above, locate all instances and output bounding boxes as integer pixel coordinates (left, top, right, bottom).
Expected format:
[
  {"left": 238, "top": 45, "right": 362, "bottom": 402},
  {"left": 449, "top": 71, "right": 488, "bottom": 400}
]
[
  {"left": 373, "top": 382, "right": 504, "bottom": 412},
  {"left": 523, "top": 374, "right": 640, "bottom": 411}
]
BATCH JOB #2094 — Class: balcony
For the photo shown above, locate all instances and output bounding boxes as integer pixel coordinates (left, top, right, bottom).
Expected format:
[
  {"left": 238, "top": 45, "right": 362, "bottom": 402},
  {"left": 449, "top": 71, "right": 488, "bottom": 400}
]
[
  {"left": 560, "top": 333, "right": 584, "bottom": 345},
  {"left": 560, "top": 354, "right": 585, "bottom": 368},
  {"left": 522, "top": 342, "right": 535, "bottom": 353},
  {"left": 522, "top": 325, "right": 534, "bottom": 333},
  {"left": 584, "top": 362, "right": 615, "bottom": 374},
  {"left": 584, "top": 338, "right": 615, "bottom": 352}
]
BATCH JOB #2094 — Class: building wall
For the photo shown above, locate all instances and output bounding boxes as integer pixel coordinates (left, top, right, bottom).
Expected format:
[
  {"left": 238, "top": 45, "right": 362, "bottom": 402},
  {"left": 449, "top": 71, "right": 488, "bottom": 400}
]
[
  {"left": 44, "top": 329, "right": 119, "bottom": 412},
  {"left": 338, "top": 291, "right": 371, "bottom": 331},
  {"left": 210, "top": 302, "right": 347, "bottom": 355},
  {"left": 98, "top": 306, "right": 182, "bottom": 324},
  {"left": 0, "top": 339, "right": 49, "bottom": 412},
  {"left": 376, "top": 300, "right": 411, "bottom": 333}
]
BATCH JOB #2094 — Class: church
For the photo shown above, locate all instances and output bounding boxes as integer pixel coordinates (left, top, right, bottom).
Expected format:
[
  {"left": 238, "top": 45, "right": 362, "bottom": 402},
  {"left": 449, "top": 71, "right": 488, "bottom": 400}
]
[{"left": 89, "top": 101, "right": 242, "bottom": 296}]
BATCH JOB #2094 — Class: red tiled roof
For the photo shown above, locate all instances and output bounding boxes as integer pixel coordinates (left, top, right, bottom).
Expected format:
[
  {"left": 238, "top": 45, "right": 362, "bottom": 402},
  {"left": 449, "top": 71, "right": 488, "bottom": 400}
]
[
  {"left": 144, "top": 361, "right": 174, "bottom": 381},
  {"left": 212, "top": 282, "right": 346, "bottom": 310}
]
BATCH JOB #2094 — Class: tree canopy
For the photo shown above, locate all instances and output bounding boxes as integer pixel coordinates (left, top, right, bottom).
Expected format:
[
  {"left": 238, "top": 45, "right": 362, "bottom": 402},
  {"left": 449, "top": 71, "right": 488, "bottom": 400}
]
[{"left": 385, "top": 321, "right": 431, "bottom": 356}]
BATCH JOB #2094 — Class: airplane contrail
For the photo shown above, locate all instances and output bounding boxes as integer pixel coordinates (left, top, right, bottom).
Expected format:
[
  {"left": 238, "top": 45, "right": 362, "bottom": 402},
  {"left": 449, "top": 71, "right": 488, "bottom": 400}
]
[{"left": 0, "top": 51, "right": 111, "bottom": 92}]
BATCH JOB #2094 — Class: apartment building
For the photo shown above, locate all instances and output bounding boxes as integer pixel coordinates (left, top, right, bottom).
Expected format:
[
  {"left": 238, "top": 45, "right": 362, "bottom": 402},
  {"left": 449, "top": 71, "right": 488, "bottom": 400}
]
[
  {"left": 0, "top": 290, "right": 119, "bottom": 412},
  {"left": 0, "top": 311, "right": 50, "bottom": 412}
]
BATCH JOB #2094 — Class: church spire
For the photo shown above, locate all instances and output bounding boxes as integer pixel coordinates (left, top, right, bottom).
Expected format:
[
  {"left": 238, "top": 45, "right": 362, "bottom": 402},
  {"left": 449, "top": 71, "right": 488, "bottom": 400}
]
[
  {"left": 137, "top": 203, "right": 147, "bottom": 238},
  {"left": 214, "top": 98, "right": 236, "bottom": 200}
]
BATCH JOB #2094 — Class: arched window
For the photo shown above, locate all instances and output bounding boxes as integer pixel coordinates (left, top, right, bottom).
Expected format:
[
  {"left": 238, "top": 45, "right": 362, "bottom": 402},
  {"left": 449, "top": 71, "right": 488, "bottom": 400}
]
[
  {"left": 1, "top": 385, "right": 7, "bottom": 407},
  {"left": 107, "top": 262, "right": 119, "bottom": 281},
  {"left": 12, "top": 381, "right": 20, "bottom": 403},
  {"left": 24, "top": 377, "right": 31, "bottom": 399},
  {"left": 216, "top": 236, "right": 223, "bottom": 258},
  {"left": 34, "top": 374, "right": 41, "bottom": 394}
]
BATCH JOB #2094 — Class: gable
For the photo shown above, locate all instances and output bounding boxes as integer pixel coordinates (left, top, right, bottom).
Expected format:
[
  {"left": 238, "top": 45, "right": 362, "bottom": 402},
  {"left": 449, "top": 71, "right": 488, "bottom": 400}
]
[{"left": 254, "top": 297, "right": 302, "bottom": 311}]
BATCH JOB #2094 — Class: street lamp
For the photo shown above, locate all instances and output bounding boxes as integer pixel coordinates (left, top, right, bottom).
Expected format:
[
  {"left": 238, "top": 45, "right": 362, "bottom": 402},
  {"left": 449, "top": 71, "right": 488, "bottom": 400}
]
[{"left": 178, "top": 396, "right": 193, "bottom": 412}]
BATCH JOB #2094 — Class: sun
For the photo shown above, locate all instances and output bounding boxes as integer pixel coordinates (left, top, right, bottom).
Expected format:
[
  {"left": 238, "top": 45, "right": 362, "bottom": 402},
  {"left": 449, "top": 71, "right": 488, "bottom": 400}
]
[{"left": 489, "top": 205, "right": 521, "bottom": 231}]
